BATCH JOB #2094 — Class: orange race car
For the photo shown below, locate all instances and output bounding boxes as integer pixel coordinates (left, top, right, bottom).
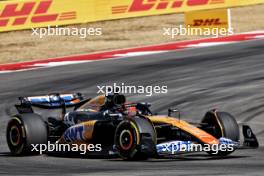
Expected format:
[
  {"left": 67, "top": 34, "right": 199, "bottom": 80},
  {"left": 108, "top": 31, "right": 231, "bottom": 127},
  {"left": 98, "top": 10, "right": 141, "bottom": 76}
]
[{"left": 6, "top": 93, "right": 259, "bottom": 160}]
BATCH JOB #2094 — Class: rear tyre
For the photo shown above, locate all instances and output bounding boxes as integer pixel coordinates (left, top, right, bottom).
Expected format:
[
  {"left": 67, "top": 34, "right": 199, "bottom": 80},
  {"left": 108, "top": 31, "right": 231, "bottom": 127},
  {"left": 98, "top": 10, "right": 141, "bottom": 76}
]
[
  {"left": 114, "top": 117, "right": 157, "bottom": 160},
  {"left": 6, "top": 113, "right": 48, "bottom": 155},
  {"left": 201, "top": 110, "right": 239, "bottom": 156}
]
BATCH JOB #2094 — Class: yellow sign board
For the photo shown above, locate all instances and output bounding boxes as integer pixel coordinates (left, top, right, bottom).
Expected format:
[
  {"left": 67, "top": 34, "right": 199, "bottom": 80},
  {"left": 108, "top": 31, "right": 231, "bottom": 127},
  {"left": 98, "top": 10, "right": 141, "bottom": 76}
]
[
  {"left": 101, "top": 0, "right": 264, "bottom": 20},
  {"left": 0, "top": 0, "right": 263, "bottom": 32},
  {"left": 185, "top": 9, "right": 230, "bottom": 30}
]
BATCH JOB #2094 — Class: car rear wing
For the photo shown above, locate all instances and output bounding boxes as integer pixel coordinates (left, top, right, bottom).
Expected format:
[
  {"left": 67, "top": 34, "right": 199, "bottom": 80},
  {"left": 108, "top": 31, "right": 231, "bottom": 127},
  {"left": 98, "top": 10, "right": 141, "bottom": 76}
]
[{"left": 15, "top": 93, "right": 90, "bottom": 114}]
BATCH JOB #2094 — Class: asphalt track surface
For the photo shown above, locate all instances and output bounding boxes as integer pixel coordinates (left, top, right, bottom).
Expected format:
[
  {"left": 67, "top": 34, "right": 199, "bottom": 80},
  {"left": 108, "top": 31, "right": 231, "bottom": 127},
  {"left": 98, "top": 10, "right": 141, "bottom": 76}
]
[{"left": 0, "top": 39, "right": 264, "bottom": 175}]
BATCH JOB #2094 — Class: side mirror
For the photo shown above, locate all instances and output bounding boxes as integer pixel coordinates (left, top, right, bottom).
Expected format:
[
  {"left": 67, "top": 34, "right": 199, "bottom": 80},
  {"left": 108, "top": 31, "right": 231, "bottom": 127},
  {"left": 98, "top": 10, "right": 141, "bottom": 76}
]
[{"left": 103, "top": 110, "right": 123, "bottom": 120}]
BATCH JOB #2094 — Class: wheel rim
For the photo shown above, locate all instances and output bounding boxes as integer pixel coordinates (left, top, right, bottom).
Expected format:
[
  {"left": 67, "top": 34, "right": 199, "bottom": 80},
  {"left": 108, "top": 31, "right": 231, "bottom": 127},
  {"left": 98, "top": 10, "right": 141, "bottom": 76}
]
[
  {"left": 119, "top": 130, "right": 133, "bottom": 150},
  {"left": 7, "top": 118, "right": 25, "bottom": 155},
  {"left": 9, "top": 125, "right": 21, "bottom": 146}
]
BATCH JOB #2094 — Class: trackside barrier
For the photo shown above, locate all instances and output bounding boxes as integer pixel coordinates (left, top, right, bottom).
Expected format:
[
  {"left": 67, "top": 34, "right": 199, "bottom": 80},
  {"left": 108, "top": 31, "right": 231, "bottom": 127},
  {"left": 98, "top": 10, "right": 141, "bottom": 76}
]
[{"left": 0, "top": 0, "right": 264, "bottom": 32}]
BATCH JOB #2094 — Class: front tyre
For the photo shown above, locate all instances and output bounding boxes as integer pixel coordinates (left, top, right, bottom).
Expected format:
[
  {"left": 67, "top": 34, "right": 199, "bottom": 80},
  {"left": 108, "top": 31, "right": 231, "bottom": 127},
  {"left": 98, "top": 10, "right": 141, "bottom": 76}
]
[
  {"left": 6, "top": 113, "right": 48, "bottom": 155},
  {"left": 202, "top": 110, "right": 240, "bottom": 156},
  {"left": 114, "top": 117, "right": 157, "bottom": 160}
]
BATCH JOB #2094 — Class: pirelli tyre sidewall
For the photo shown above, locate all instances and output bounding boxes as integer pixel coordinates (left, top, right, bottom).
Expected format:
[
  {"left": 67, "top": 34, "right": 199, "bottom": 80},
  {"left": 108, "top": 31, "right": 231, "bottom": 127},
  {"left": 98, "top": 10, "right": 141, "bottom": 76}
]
[
  {"left": 6, "top": 113, "right": 48, "bottom": 155},
  {"left": 114, "top": 117, "right": 157, "bottom": 160}
]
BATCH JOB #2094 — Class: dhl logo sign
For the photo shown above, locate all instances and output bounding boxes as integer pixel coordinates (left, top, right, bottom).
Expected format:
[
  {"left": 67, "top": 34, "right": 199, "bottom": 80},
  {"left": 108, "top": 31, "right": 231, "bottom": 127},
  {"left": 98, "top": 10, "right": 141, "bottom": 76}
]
[
  {"left": 192, "top": 18, "right": 227, "bottom": 27},
  {"left": 0, "top": 0, "right": 77, "bottom": 27},
  {"left": 112, "top": 0, "right": 225, "bottom": 14}
]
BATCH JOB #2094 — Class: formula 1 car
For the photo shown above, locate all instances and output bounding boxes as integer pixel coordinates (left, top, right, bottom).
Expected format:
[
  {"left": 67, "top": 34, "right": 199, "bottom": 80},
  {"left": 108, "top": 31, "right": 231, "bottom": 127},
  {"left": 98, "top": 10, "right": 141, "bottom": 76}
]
[{"left": 6, "top": 93, "right": 259, "bottom": 160}]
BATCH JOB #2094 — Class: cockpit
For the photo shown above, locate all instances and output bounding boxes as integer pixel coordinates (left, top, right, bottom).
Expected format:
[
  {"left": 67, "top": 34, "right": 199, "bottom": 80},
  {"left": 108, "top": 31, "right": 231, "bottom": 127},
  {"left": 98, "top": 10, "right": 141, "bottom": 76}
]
[{"left": 78, "top": 93, "right": 152, "bottom": 116}]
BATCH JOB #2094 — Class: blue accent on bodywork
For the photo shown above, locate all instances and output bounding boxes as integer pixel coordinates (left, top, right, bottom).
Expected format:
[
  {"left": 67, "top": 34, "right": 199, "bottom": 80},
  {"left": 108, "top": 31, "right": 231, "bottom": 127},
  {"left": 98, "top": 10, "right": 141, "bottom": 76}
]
[
  {"left": 219, "top": 137, "right": 240, "bottom": 146},
  {"left": 27, "top": 95, "right": 78, "bottom": 106}
]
